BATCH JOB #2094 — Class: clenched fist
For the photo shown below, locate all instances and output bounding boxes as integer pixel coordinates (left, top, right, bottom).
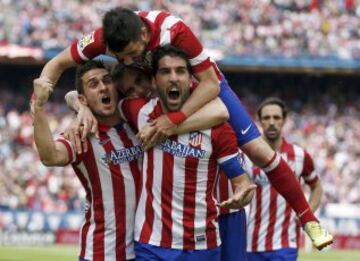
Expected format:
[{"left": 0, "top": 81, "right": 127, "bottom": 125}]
[{"left": 33, "top": 77, "right": 54, "bottom": 108}]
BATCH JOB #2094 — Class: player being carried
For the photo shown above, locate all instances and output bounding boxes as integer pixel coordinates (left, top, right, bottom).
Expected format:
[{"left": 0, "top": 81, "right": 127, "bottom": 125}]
[{"left": 33, "top": 7, "right": 332, "bottom": 249}]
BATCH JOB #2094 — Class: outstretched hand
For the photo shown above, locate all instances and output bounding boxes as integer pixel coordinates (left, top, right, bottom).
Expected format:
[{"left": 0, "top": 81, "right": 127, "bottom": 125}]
[{"left": 217, "top": 184, "right": 257, "bottom": 209}]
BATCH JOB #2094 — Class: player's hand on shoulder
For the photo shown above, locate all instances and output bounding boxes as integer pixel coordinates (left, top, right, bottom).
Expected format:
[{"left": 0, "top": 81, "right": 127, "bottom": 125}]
[
  {"left": 138, "top": 115, "right": 175, "bottom": 151},
  {"left": 77, "top": 105, "right": 99, "bottom": 141},
  {"left": 63, "top": 117, "right": 88, "bottom": 154}
]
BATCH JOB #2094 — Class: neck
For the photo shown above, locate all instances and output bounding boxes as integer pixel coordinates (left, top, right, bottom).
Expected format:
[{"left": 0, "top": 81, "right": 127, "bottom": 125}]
[
  {"left": 96, "top": 110, "right": 122, "bottom": 127},
  {"left": 264, "top": 136, "right": 282, "bottom": 151}
]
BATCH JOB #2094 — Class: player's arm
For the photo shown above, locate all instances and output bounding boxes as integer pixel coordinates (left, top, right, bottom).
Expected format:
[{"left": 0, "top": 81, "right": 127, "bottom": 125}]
[
  {"left": 308, "top": 179, "right": 323, "bottom": 212},
  {"left": 33, "top": 80, "right": 71, "bottom": 166},
  {"left": 39, "top": 47, "right": 77, "bottom": 88},
  {"left": 217, "top": 154, "right": 256, "bottom": 209},
  {"left": 215, "top": 124, "right": 256, "bottom": 209},
  {"left": 302, "top": 151, "right": 323, "bottom": 212},
  {"left": 139, "top": 98, "right": 229, "bottom": 150}
]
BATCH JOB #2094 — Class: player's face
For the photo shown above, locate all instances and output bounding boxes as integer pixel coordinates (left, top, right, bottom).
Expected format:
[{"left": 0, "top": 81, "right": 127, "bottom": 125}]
[
  {"left": 259, "top": 104, "right": 285, "bottom": 141},
  {"left": 114, "top": 39, "right": 147, "bottom": 65},
  {"left": 115, "top": 69, "right": 155, "bottom": 98},
  {"left": 154, "top": 55, "right": 191, "bottom": 112},
  {"left": 80, "top": 68, "right": 118, "bottom": 117}
]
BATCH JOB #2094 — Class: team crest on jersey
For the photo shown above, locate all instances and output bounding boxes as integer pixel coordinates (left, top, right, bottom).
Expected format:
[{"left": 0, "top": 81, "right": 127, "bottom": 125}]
[
  {"left": 78, "top": 32, "right": 95, "bottom": 51},
  {"left": 102, "top": 145, "right": 143, "bottom": 165},
  {"left": 189, "top": 131, "right": 202, "bottom": 148}
]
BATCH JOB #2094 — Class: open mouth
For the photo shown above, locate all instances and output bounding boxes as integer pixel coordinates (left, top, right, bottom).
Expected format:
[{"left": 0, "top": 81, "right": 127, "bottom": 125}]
[
  {"left": 101, "top": 95, "right": 111, "bottom": 105},
  {"left": 167, "top": 87, "right": 180, "bottom": 100}
]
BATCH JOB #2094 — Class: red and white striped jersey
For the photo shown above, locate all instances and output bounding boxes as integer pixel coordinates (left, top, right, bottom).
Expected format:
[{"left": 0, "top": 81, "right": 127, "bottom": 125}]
[
  {"left": 57, "top": 122, "right": 142, "bottom": 261},
  {"left": 244, "top": 139, "right": 319, "bottom": 252},
  {"left": 70, "top": 10, "right": 222, "bottom": 79},
  {"left": 120, "top": 97, "right": 240, "bottom": 250}
]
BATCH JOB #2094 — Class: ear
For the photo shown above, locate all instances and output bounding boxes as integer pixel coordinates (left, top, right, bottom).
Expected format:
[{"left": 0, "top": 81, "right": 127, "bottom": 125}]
[
  {"left": 78, "top": 94, "right": 88, "bottom": 106},
  {"left": 141, "top": 27, "right": 149, "bottom": 41},
  {"left": 151, "top": 77, "right": 157, "bottom": 89}
]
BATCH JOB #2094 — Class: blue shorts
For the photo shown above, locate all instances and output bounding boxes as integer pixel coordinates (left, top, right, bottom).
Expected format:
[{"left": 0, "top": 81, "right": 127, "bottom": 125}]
[
  {"left": 135, "top": 242, "right": 221, "bottom": 261},
  {"left": 218, "top": 209, "right": 247, "bottom": 261},
  {"left": 247, "top": 248, "right": 298, "bottom": 261},
  {"left": 219, "top": 77, "right": 261, "bottom": 146}
]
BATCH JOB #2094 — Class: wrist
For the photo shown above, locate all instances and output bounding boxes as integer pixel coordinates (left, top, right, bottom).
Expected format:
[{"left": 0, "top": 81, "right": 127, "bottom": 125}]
[{"left": 167, "top": 111, "right": 187, "bottom": 125}]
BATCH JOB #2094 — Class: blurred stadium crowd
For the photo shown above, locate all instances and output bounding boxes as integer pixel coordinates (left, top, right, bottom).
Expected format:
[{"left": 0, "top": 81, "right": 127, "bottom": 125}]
[
  {"left": 0, "top": 75, "right": 359, "bottom": 216},
  {"left": 1, "top": 0, "right": 360, "bottom": 59}
]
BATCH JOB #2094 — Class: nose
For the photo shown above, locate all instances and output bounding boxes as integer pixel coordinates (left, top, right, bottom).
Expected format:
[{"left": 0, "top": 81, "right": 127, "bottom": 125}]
[{"left": 169, "top": 70, "right": 178, "bottom": 82}]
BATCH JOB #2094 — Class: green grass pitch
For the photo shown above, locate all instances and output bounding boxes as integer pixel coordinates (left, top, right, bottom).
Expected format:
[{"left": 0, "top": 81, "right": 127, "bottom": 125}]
[{"left": 0, "top": 246, "right": 360, "bottom": 261}]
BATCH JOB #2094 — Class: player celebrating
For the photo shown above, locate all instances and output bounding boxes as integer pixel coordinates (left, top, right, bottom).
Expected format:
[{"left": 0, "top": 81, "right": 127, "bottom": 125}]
[
  {"left": 33, "top": 61, "right": 141, "bottom": 261},
  {"left": 33, "top": 7, "right": 332, "bottom": 248},
  {"left": 120, "top": 45, "right": 255, "bottom": 260},
  {"left": 245, "top": 97, "right": 326, "bottom": 260}
]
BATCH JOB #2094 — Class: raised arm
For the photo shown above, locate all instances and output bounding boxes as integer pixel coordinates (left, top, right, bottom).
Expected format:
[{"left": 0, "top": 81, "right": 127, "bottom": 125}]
[
  {"left": 33, "top": 80, "right": 71, "bottom": 166},
  {"left": 308, "top": 180, "right": 323, "bottom": 212},
  {"left": 39, "top": 47, "right": 77, "bottom": 87}
]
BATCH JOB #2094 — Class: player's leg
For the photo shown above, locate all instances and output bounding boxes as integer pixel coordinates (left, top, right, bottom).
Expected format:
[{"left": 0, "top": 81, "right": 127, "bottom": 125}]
[
  {"left": 246, "top": 251, "right": 267, "bottom": 261},
  {"left": 135, "top": 242, "right": 220, "bottom": 261},
  {"left": 218, "top": 209, "right": 247, "bottom": 261},
  {"left": 183, "top": 247, "right": 221, "bottom": 261},
  {"left": 218, "top": 77, "right": 332, "bottom": 248}
]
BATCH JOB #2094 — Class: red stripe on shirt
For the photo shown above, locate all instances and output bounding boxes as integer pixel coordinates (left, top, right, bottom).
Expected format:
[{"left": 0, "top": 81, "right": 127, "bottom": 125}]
[
  {"left": 117, "top": 128, "right": 142, "bottom": 205},
  {"left": 182, "top": 148, "right": 199, "bottom": 249},
  {"left": 72, "top": 165, "right": 93, "bottom": 258},
  {"left": 100, "top": 133, "right": 126, "bottom": 260},
  {"left": 160, "top": 149, "right": 174, "bottom": 247},
  {"left": 251, "top": 184, "right": 262, "bottom": 251},
  {"left": 82, "top": 142, "right": 105, "bottom": 261},
  {"left": 139, "top": 149, "right": 155, "bottom": 243},
  {"left": 265, "top": 187, "right": 278, "bottom": 251},
  {"left": 205, "top": 155, "right": 219, "bottom": 249}
]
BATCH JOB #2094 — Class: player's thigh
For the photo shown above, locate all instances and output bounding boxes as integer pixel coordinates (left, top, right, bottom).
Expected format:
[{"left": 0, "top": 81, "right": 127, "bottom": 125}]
[
  {"left": 219, "top": 209, "right": 247, "bottom": 261},
  {"left": 265, "top": 248, "right": 298, "bottom": 261},
  {"left": 183, "top": 247, "right": 221, "bottom": 261},
  {"left": 218, "top": 78, "right": 260, "bottom": 146},
  {"left": 246, "top": 251, "right": 267, "bottom": 261}
]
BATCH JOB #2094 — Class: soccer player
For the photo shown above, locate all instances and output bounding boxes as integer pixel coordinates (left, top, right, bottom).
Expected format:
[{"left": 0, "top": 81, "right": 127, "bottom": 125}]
[
  {"left": 33, "top": 7, "right": 332, "bottom": 248},
  {"left": 33, "top": 60, "right": 141, "bottom": 261},
  {"left": 120, "top": 45, "right": 255, "bottom": 260},
  {"left": 245, "top": 97, "right": 326, "bottom": 260}
]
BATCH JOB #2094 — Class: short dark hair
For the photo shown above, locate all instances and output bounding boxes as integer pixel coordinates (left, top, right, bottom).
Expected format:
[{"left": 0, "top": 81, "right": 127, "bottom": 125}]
[
  {"left": 257, "top": 97, "right": 288, "bottom": 119},
  {"left": 151, "top": 45, "right": 193, "bottom": 76},
  {"left": 111, "top": 62, "right": 152, "bottom": 83},
  {"left": 103, "top": 7, "right": 143, "bottom": 53},
  {"left": 75, "top": 60, "right": 106, "bottom": 94}
]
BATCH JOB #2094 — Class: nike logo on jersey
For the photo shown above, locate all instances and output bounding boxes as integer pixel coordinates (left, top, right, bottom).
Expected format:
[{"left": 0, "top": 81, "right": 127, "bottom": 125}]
[{"left": 241, "top": 124, "right": 252, "bottom": 135}]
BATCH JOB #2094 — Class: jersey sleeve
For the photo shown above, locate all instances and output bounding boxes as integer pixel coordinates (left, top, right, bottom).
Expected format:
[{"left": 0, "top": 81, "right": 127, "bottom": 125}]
[
  {"left": 119, "top": 98, "right": 147, "bottom": 131},
  {"left": 56, "top": 135, "right": 78, "bottom": 164},
  {"left": 301, "top": 150, "right": 319, "bottom": 186},
  {"left": 170, "top": 21, "right": 212, "bottom": 74},
  {"left": 212, "top": 123, "right": 244, "bottom": 179},
  {"left": 70, "top": 27, "right": 107, "bottom": 64}
]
